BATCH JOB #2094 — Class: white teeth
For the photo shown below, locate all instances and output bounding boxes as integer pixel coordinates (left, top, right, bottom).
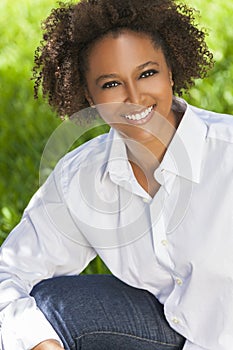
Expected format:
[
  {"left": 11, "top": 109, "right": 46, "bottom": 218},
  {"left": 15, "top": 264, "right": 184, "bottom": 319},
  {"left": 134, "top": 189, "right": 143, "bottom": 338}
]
[{"left": 124, "top": 105, "right": 153, "bottom": 120}]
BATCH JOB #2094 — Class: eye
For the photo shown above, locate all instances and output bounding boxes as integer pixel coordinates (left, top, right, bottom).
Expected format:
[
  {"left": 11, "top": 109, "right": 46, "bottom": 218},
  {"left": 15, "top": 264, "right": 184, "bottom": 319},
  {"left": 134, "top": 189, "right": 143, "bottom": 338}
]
[
  {"left": 140, "top": 69, "right": 158, "bottom": 79},
  {"left": 101, "top": 81, "right": 120, "bottom": 89}
]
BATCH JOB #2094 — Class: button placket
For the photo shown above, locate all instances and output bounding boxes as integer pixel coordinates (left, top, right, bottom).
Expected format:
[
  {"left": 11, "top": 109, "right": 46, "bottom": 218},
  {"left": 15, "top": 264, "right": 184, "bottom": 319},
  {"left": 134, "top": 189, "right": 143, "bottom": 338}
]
[{"left": 149, "top": 189, "right": 174, "bottom": 270}]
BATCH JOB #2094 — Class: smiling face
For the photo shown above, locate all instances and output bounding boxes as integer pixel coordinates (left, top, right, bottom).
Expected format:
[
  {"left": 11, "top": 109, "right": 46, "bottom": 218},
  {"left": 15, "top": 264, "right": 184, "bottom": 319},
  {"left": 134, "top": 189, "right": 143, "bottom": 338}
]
[{"left": 85, "top": 30, "right": 175, "bottom": 143}]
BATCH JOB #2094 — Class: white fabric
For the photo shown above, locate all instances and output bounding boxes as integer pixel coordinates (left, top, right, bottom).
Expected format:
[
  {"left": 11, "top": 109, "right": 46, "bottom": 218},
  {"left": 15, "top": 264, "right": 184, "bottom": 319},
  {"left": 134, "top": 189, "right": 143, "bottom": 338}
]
[{"left": 1, "top": 99, "right": 233, "bottom": 349}]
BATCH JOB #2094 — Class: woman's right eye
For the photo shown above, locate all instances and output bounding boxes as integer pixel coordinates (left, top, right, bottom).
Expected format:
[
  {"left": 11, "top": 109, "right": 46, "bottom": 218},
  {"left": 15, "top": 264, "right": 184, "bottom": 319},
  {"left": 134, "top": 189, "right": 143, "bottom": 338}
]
[{"left": 101, "top": 81, "right": 120, "bottom": 89}]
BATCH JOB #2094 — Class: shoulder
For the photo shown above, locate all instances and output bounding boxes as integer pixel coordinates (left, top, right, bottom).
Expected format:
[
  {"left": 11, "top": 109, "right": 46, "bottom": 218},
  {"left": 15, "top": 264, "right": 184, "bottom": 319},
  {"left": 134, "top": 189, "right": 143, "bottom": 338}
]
[
  {"left": 65, "top": 132, "right": 110, "bottom": 162},
  {"left": 38, "top": 131, "right": 112, "bottom": 201},
  {"left": 189, "top": 104, "right": 233, "bottom": 144},
  {"left": 59, "top": 131, "right": 111, "bottom": 176}
]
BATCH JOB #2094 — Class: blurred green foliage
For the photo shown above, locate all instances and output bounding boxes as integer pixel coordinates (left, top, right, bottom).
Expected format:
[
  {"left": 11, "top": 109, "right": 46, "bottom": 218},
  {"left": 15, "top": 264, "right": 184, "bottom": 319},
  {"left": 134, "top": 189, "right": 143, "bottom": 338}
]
[
  {"left": 183, "top": 0, "right": 233, "bottom": 113},
  {"left": 0, "top": 0, "right": 60, "bottom": 243},
  {"left": 0, "top": 0, "right": 232, "bottom": 273}
]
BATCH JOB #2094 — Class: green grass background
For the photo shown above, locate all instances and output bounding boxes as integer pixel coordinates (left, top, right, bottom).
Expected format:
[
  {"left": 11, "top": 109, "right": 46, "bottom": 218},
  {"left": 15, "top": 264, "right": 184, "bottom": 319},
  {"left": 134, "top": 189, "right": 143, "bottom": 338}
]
[{"left": 1, "top": 0, "right": 232, "bottom": 273}]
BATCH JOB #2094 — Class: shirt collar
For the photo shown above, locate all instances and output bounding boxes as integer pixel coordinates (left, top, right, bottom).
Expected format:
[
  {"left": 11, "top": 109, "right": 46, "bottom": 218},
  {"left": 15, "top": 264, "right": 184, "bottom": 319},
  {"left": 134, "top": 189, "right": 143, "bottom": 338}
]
[
  {"left": 158, "top": 98, "right": 208, "bottom": 183},
  {"left": 103, "top": 98, "right": 208, "bottom": 186},
  {"left": 103, "top": 128, "right": 133, "bottom": 183}
]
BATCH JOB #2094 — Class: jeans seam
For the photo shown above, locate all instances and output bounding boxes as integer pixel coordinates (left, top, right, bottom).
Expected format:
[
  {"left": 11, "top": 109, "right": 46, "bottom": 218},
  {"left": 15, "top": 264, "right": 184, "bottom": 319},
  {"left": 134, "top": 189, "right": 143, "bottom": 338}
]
[{"left": 75, "top": 330, "right": 179, "bottom": 347}]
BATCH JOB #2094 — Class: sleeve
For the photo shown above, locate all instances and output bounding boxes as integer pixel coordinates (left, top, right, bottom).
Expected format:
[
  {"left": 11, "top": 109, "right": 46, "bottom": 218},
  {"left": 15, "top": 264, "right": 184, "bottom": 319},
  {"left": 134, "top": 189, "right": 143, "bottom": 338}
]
[
  {"left": 183, "top": 341, "right": 208, "bottom": 350},
  {"left": 0, "top": 159, "right": 97, "bottom": 350}
]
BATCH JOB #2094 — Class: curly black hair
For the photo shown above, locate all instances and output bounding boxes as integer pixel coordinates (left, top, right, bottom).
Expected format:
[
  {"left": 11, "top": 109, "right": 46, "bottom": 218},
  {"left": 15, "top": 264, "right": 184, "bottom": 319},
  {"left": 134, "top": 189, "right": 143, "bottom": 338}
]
[{"left": 33, "top": 0, "right": 214, "bottom": 118}]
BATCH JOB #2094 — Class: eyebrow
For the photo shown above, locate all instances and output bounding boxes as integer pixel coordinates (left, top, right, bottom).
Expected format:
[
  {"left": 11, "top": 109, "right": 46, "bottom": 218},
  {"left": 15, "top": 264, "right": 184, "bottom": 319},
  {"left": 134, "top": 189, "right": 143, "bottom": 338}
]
[
  {"left": 137, "top": 61, "right": 159, "bottom": 70},
  {"left": 95, "top": 61, "right": 159, "bottom": 85},
  {"left": 96, "top": 73, "right": 119, "bottom": 85}
]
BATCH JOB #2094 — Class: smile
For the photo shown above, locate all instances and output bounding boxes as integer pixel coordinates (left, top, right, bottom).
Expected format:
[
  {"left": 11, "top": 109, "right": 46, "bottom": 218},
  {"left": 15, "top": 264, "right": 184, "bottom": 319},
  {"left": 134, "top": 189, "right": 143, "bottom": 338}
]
[{"left": 123, "top": 105, "right": 153, "bottom": 121}]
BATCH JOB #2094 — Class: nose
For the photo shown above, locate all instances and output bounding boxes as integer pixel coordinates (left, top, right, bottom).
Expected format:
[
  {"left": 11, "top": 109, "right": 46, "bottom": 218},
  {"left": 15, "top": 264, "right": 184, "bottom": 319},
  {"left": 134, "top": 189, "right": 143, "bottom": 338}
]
[{"left": 124, "top": 82, "right": 144, "bottom": 106}]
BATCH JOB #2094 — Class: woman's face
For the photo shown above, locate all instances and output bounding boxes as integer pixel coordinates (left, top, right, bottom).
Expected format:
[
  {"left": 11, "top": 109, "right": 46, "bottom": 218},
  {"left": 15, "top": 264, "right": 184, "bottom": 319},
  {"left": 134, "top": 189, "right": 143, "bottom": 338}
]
[{"left": 85, "top": 30, "right": 175, "bottom": 143}]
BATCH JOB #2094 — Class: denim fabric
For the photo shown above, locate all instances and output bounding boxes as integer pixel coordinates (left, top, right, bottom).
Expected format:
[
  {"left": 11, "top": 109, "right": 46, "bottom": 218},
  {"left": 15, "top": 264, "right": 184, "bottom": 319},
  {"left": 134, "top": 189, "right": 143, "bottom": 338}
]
[{"left": 31, "top": 275, "right": 185, "bottom": 350}]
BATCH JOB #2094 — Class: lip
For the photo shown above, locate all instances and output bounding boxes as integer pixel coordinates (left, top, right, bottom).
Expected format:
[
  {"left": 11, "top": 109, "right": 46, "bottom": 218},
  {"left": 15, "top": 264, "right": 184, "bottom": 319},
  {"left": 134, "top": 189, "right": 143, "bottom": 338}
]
[{"left": 121, "top": 104, "right": 156, "bottom": 125}]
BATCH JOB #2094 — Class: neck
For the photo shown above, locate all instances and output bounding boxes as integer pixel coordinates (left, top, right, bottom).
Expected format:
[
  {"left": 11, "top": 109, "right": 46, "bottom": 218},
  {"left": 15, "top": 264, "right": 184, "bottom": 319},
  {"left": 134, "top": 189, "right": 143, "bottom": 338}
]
[
  {"left": 124, "top": 109, "right": 183, "bottom": 196},
  {"left": 127, "top": 110, "right": 181, "bottom": 172}
]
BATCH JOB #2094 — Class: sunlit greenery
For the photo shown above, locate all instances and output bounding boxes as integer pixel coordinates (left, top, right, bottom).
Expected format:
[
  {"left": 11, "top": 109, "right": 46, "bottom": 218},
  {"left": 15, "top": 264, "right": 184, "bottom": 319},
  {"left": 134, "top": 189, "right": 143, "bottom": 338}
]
[
  {"left": 1, "top": 0, "right": 232, "bottom": 273},
  {"left": 0, "top": 0, "right": 60, "bottom": 242},
  {"left": 183, "top": 0, "right": 233, "bottom": 113}
]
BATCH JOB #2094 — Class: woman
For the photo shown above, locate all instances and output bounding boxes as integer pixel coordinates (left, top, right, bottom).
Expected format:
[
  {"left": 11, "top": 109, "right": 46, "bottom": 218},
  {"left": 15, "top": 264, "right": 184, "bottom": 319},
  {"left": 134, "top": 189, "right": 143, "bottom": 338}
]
[{"left": 1, "top": 0, "right": 233, "bottom": 349}]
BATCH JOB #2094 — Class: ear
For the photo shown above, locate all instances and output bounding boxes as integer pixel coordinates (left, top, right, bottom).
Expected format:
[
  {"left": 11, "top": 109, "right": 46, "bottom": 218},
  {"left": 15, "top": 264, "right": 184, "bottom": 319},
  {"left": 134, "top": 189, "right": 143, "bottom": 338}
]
[
  {"left": 85, "top": 88, "right": 95, "bottom": 107},
  {"left": 169, "top": 71, "right": 174, "bottom": 87}
]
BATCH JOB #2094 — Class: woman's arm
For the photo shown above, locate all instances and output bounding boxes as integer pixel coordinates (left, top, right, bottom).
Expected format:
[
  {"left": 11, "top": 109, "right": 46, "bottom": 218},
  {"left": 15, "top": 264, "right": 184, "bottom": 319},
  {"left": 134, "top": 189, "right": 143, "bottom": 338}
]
[{"left": 0, "top": 160, "right": 96, "bottom": 349}]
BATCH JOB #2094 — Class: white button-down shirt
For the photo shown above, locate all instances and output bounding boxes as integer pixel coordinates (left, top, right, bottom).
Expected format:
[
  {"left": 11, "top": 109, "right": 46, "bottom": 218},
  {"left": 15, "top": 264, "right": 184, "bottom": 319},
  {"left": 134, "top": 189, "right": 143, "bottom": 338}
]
[{"left": 1, "top": 99, "right": 233, "bottom": 350}]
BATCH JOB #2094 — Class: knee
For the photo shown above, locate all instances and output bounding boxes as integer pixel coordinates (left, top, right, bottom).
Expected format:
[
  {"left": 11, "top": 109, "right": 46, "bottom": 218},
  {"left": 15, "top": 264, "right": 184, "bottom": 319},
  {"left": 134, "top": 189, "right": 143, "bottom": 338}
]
[
  {"left": 30, "top": 275, "right": 108, "bottom": 318},
  {"left": 30, "top": 278, "right": 59, "bottom": 316}
]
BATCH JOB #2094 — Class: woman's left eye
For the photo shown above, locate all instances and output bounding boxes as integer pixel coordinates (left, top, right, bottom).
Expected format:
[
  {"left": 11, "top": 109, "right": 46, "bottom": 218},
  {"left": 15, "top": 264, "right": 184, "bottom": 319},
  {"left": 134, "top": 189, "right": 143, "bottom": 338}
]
[
  {"left": 101, "top": 81, "right": 120, "bottom": 89},
  {"left": 140, "top": 69, "right": 158, "bottom": 79}
]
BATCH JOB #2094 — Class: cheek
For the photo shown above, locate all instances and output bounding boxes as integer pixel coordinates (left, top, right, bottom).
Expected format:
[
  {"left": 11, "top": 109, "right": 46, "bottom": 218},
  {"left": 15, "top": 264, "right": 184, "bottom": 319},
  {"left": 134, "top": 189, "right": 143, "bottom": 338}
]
[
  {"left": 88, "top": 87, "right": 127, "bottom": 104},
  {"left": 96, "top": 103, "right": 121, "bottom": 123},
  {"left": 140, "top": 76, "right": 172, "bottom": 96},
  {"left": 100, "top": 89, "right": 126, "bottom": 104}
]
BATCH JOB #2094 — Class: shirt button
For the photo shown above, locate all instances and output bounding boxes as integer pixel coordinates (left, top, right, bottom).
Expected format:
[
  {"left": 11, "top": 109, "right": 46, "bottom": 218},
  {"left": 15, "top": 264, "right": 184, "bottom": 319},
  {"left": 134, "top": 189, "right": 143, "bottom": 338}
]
[
  {"left": 142, "top": 198, "right": 150, "bottom": 203},
  {"left": 161, "top": 239, "right": 168, "bottom": 246},
  {"left": 172, "top": 317, "right": 180, "bottom": 325},
  {"left": 176, "top": 278, "right": 183, "bottom": 286}
]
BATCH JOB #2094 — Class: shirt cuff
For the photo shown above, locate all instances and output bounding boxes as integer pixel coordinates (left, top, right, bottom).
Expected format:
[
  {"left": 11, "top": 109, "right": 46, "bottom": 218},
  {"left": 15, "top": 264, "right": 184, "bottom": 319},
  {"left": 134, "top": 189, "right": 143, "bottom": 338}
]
[
  {"left": 183, "top": 340, "right": 208, "bottom": 350},
  {"left": 0, "top": 297, "right": 64, "bottom": 350}
]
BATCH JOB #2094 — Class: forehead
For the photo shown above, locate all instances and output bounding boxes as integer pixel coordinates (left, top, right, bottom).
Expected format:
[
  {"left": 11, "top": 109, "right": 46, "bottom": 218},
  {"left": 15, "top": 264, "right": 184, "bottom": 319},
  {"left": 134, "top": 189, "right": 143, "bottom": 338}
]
[{"left": 86, "top": 30, "right": 166, "bottom": 73}]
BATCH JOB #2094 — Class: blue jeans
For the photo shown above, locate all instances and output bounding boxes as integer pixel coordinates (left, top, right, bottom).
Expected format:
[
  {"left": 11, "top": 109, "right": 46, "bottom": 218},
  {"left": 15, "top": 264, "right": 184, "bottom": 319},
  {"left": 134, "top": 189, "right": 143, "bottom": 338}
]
[{"left": 31, "top": 275, "right": 185, "bottom": 350}]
